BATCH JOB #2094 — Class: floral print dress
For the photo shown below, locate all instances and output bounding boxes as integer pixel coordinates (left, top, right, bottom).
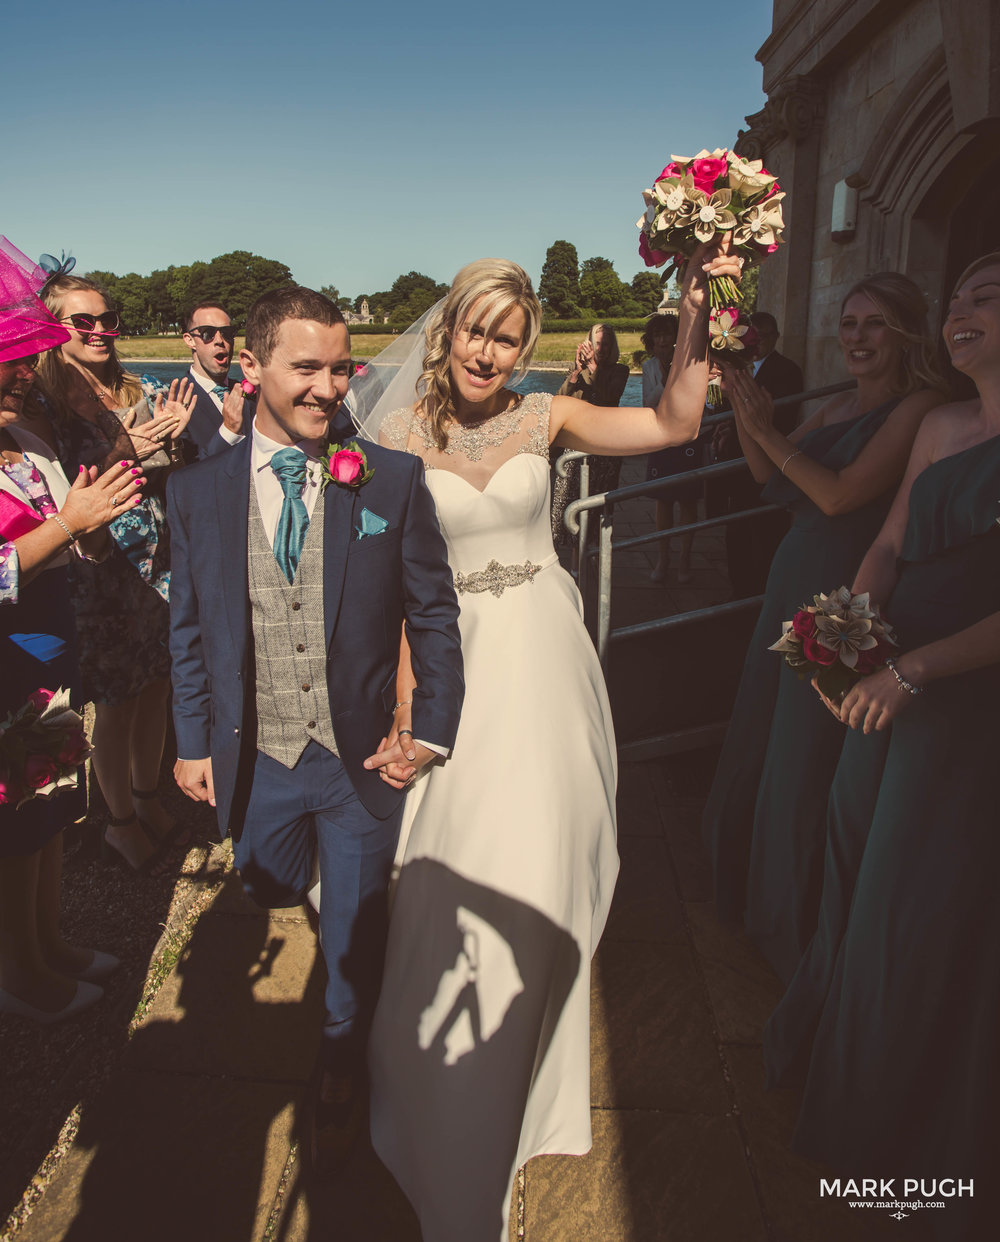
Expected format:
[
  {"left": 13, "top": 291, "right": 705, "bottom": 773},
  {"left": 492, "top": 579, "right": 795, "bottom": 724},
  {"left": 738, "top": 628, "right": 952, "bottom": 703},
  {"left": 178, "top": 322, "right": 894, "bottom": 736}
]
[{"left": 52, "top": 379, "right": 173, "bottom": 705}]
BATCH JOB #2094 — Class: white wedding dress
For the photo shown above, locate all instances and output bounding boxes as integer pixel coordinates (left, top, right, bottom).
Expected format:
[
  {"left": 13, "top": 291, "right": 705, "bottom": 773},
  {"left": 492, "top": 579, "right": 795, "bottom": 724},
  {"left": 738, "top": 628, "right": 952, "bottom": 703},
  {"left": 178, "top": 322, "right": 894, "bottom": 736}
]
[{"left": 368, "top": 391, "right": 619, "bottom": 1242}]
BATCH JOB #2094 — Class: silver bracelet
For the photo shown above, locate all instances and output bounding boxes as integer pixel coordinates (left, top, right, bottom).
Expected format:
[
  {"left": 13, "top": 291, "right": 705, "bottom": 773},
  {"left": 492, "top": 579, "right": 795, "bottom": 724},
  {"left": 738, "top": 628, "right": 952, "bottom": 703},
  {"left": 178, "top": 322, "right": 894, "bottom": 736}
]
[
  {"left": 885, "top": 657, "right": 923, "bottom": 695},
  {"left": 393, "top": 698, "right": 412, "bottom": 711},
  {"left": 50, "top": 514, "right": 79, "bottom": 545},
  {"left": 780, "top": 450, "right": 802, "bottom": 474}
]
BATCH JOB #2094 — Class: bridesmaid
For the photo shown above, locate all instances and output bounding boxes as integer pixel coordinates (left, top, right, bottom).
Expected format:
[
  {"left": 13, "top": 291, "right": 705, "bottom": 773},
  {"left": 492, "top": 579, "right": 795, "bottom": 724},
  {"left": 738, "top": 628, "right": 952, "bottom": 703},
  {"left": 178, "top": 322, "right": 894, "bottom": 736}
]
[
  {"left": 764, "top": 253, "right": 1000, "bottom": 1242},
  {"left": 701, "top": 273, "right": 945, "bottom": 983}
]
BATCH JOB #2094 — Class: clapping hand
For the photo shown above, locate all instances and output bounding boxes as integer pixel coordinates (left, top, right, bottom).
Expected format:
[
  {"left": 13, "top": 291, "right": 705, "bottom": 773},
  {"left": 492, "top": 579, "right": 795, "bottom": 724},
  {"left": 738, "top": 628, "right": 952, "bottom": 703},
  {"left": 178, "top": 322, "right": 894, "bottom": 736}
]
[
  {"left": 59, "top": 459, "right": 147, "bottom": 533},
  {"left": 121, "top": 379, "right": 196, "bottom": 459},
  {"left": 729, "top": 370, "right": 775, "bottom": 440}
]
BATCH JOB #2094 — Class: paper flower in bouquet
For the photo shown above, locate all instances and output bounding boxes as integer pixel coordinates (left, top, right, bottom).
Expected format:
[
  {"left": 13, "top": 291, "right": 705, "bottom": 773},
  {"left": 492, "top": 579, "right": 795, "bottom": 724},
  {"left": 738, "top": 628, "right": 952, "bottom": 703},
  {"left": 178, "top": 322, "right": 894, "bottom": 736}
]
[
  {"left": 637, "top": 148, "right": 785, "bottom": 357},
  {"left": 770, "top": 587, "right": 898, "bottom": 704},
  {"left": 0, "top": 687, "right": 92, "bottom": 812},
  {"left": 706, "top": 306, "right": 758, "bottom": 407}
]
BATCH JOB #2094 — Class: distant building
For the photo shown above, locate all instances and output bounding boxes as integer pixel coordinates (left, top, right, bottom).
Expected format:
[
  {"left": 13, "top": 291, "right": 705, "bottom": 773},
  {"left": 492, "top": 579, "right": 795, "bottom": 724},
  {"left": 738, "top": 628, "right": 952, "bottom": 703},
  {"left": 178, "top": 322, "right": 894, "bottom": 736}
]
[
  {"left": 343, "top": 297, "right": 375, "bottom": 326},
  {"left": 738, "top": 0, "right": 999, "bottom": 383}
]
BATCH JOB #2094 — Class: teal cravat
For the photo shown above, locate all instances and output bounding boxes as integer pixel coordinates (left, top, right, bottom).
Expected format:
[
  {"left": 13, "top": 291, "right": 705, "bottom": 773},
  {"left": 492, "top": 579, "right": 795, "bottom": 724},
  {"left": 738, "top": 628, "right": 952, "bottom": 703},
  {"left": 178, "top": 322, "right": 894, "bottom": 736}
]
[
  {"left": 270, "top": 447, "right": 310, "bottom": 583},
  {"left": 211, "top": 383, "right": 228, "bottom": 402}
]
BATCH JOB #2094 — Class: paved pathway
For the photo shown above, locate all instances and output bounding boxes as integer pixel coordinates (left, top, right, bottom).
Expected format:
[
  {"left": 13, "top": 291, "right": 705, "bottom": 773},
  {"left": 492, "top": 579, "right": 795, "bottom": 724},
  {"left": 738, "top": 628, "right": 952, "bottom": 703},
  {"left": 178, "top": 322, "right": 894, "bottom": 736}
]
[{"left": 8, "top": 463, "right": 922, "bottom": 1241}]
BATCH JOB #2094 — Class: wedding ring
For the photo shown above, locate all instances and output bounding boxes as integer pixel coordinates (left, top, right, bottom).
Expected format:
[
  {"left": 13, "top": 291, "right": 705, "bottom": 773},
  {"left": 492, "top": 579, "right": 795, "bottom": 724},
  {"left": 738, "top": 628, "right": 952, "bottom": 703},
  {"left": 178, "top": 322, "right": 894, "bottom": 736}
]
[
  {"left": 398, "top": 728, "right": 413, "bottom": 737},
  {"left": 111, "top": 496, "right": 120, "bottom": 507}
]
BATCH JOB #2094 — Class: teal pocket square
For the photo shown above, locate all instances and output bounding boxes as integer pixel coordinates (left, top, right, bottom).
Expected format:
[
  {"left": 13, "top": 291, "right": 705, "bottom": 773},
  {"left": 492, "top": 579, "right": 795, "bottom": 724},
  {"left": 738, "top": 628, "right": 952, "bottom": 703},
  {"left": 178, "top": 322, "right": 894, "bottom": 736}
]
[{"left": 355, "top": 507, "right": 389, "bottom": 540}]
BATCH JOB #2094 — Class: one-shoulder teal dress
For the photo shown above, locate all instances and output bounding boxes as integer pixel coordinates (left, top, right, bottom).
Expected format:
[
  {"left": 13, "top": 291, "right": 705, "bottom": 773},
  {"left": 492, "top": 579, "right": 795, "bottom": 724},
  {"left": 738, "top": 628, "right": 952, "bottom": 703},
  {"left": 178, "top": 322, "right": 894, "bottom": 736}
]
[
  {"left": 766, "top": 435, "right": 1000, "bottom": 1242},
  {"left": 702, "top": 401, "right": 898, "bottom": 971}
]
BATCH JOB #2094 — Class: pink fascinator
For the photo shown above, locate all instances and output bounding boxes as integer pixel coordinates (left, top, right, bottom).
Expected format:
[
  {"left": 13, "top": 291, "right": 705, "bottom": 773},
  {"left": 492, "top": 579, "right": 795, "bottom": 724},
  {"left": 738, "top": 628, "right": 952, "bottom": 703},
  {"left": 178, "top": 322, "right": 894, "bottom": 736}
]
[{"left": 0, "top": 237, "right": 72, "bottom": 363}]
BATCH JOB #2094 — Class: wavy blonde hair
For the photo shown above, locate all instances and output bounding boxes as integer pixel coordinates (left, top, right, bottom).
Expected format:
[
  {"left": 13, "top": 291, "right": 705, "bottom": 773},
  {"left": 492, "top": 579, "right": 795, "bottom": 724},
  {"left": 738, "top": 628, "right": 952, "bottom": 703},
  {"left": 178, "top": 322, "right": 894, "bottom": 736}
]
[
  {"left": 417, "top": 258, "right": 542, "bottom": 449},
  {"left": 841, "top": 272, "right": 947, "bottom": 396},
  {"left": 36, "top": 275, "right": 143, "bottom": 418}
]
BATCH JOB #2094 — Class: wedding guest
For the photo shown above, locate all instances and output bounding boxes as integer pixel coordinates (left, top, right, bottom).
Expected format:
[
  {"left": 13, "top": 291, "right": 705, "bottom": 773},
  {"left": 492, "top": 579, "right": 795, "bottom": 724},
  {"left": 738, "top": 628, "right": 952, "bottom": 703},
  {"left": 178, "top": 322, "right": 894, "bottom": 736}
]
[
  {"left": 180, "top": 302, "right": 248, "bottom": 459},
  {"left": 0, "top": 238, "right": 145, "bottom": 1021},
  {"left": 765, "top": 252, "right": 1000, "bottom": 1242},
  {"left": 702, "top": 272, "right": 945, "bottom": 984},
  {"left": 30, "top": 275, "right": 195, "bottom": 873},
  {"left": 705, "top": 311, "right": 803, "bottom": 597},
  {"left": 550, "top": 324, "right": 629, "bottom": 551},
  {"left": 642, "top": 310, "right": 703, "bottom": 584}
]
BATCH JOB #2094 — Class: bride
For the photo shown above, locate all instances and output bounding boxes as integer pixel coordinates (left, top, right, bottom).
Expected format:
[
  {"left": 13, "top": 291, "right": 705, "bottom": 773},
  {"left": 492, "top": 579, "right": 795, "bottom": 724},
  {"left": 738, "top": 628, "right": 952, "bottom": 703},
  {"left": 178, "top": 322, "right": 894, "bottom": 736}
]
[{"left": 360, "top": 243, "right": 738, "bottom": 1241}]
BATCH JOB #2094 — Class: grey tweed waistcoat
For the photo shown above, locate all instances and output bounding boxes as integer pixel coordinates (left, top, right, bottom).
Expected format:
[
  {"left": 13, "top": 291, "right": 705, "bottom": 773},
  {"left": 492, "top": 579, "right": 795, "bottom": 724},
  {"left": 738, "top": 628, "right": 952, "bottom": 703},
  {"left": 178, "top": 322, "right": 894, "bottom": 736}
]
[{"left": 247, "top": 480, "right": 339, "bottom": 767}]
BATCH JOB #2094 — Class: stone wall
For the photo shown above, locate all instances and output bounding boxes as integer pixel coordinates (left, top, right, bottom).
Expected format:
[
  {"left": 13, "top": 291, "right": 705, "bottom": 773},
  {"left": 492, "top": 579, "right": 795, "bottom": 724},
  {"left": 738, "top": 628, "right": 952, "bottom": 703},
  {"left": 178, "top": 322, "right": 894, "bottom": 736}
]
[{"left": 743, "top": 0, "right": 1000, "bottom": 388}]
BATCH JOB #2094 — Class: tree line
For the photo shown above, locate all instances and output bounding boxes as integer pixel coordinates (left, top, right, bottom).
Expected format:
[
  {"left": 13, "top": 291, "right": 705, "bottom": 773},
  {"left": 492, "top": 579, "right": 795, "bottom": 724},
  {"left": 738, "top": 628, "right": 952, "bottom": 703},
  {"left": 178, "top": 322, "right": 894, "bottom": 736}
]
[{"left": 85, "top": 244, "right": 681, "bottom": 336}]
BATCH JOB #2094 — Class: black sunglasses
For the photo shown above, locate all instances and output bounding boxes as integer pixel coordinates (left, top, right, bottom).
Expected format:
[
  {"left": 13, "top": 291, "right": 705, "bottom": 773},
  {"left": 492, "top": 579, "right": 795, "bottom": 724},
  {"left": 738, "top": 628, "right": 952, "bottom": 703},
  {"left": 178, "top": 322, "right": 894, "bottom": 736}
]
[
  {"left": 186, "top": 325, "right": 237, "bottom": 345},
  {"left": 60, "top": 311, "right": 120, "bottom": 336}
]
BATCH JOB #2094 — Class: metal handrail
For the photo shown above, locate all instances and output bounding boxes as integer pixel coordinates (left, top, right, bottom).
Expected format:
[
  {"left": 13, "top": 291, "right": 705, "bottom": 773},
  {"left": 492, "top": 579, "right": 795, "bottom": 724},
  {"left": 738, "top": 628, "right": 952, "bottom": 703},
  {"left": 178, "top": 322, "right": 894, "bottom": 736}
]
[{"left": 557, "top": 379, "right": 856, "bottom": 669}]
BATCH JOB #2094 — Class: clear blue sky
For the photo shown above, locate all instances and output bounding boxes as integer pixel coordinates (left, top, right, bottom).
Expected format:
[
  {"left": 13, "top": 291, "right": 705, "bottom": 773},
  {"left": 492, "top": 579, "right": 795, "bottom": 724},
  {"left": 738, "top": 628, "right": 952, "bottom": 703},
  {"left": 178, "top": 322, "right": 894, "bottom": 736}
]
[{"left": 5, "top": 0, "right": 772, "bottom": 299}]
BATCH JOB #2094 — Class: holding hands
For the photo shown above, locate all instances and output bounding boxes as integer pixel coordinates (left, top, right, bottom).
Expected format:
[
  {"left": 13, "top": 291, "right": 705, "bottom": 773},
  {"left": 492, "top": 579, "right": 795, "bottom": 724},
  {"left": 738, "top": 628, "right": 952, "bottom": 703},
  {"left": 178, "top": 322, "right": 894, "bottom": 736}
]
[{"left": 364, "top": 703, "right": 438, "bottom": 790}]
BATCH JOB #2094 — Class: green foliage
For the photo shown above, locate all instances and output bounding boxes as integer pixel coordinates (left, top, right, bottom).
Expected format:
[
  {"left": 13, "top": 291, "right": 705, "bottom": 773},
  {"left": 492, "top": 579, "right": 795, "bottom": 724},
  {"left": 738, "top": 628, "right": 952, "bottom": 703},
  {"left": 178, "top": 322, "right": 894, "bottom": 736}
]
[
  {"left": 737, "top": 264, "right": 760, "bottom": 315},
  {"left": 630, "top": 271, "right": 663, "bottom": 315},
  {"left": 578, "top": 257, "right": 641, "bottom": 318},
  {"left": 84, "top": 250, "right": 295, "bottom": 333},
  {"left": 538, "top": 241, "right": 582, "bottom": 319},
  {"left": 539, "top": 318, "right": 649, "bottom": 334},
  {"left": 358, "top": 271, "right": 449, "bottom": 329}
]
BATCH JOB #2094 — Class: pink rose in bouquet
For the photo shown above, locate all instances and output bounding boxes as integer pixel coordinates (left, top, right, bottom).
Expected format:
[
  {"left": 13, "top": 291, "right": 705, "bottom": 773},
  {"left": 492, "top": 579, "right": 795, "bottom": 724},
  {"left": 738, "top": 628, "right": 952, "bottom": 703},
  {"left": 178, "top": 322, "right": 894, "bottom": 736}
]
[
  {"left": 690, "top": 156, "right": 728, "bottom": 194},
  {"left": 802, "top": 633, "right": 838, "bottom": 666},
  {"left": 639, "top": 233, "right": 668, "bottom": 268},
  {"left": 25, "top": 753, "right": 59, "bottom": 789},
  {"left": 27, "top": 688, "right": 55, "bottom": 712},
  {"left": 56, "top": 727, "right": 90, "bottom": 766},
  {"left": 657, "top": 162, "right": 685, "bottom": 182},
  {"left": 791, "top": 610, "right": 817, "bottom": 640}
]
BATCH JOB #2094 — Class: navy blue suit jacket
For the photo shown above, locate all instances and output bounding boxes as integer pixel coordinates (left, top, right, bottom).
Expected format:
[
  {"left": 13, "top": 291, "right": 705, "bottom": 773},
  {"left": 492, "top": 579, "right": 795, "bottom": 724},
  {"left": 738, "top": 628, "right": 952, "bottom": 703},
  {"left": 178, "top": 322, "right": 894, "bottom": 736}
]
[
  {"left": 182, "top": 367, "right": 240, "bottom": 459},
  {"left": 166, "top": 413, "right": 464, "bottom": 836}
]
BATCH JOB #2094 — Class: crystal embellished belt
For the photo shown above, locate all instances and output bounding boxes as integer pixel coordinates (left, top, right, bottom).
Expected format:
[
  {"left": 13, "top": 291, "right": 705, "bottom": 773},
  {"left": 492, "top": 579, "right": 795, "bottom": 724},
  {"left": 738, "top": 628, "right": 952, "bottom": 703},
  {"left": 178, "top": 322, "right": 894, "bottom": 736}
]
[{"left": 454, "top": 552, "right": 559, "bottom": 598}]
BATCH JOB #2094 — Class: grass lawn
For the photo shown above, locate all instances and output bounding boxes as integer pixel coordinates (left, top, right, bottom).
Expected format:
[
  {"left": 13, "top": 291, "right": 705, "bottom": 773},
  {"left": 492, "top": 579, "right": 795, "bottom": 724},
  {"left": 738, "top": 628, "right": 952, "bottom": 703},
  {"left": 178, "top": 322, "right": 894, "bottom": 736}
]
[{"left": 117, "top": 331, "right": 646, "bottom": 368}]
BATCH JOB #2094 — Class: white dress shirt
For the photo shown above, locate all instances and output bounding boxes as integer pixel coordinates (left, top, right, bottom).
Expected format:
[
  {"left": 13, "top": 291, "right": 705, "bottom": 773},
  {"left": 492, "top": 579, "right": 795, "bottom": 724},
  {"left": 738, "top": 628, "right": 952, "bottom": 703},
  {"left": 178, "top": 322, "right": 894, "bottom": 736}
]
[{"left": 189, "top": 365, "right": 244, "bottom": 446}]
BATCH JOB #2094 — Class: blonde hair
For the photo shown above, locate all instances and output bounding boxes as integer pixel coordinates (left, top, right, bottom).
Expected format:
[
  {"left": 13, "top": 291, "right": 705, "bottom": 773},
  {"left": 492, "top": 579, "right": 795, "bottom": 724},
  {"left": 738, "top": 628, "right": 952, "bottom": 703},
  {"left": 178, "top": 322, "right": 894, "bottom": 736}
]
[
  {"left": 416, "top": 258, "right": 542, "bottom": 449},
  {"left": 590, "top": 323, "right": 620, "bottom": 366},
  {"left": 36, "top": 275, "right": 143, "bottom": 417},
  {"left": 951, "top": 251, "right": 1000, "bottom": 299},
  {"left": 841, "top": 272, "right": 947, "bottom": 395}
]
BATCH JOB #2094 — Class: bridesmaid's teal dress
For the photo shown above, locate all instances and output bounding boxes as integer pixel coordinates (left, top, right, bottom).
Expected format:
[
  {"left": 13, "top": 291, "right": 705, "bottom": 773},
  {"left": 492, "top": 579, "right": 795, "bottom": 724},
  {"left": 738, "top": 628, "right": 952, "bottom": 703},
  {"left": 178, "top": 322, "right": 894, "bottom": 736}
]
[
  {"left": 702, "top": 401, "right": 899, "bottom": 965},
  {"left": 765, "top": 435, "right": 1000, "bottom": 1242}
]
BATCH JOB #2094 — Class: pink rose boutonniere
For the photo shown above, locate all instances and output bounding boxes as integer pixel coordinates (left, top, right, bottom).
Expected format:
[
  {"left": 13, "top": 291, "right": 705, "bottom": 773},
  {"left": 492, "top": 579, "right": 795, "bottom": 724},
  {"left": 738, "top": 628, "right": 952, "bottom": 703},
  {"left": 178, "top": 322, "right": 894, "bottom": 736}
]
[{"left": 320, "top": 439, "right": 375, "bottom": 492}]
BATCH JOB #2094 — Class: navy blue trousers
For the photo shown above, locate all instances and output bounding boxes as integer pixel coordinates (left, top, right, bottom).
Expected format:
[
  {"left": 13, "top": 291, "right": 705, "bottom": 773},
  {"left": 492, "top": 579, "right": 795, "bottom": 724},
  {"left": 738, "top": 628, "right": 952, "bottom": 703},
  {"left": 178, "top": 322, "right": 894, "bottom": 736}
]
[{"left": 234, "top": 741, "right": 401, "bottom": 1075}]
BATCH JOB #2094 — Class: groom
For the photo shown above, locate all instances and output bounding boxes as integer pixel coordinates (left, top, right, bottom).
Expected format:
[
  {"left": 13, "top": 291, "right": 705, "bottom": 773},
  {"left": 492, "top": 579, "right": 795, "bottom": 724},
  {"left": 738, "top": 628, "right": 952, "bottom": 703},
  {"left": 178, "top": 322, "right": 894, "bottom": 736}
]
[{"left": 167, "top": 286, "right": 464, "bottom": 1144}]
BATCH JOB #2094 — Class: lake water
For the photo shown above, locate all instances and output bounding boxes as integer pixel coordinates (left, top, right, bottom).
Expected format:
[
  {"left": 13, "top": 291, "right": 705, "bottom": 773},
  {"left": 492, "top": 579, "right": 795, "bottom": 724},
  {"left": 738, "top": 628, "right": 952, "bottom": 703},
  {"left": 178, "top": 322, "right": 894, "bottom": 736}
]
[{"left": 136, "top": 362, "right": 644, "bottom": 406}]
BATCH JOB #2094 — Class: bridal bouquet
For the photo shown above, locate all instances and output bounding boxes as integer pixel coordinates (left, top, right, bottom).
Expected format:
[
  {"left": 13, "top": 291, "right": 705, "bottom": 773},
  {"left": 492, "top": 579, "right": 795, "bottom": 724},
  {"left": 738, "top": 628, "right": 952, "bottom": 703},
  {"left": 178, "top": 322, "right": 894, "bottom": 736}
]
[
  {"left": 770, "top": 587, "right": 897, "bottom": 703},
  {"left": 707, "top": 306, "right": 758, "bottom": 406},
  {"left": 0, "top": 687, "right": 91, "bottom": 811},
  {"left": 637, "top": 148, "right": 785, "bottom": 356}
]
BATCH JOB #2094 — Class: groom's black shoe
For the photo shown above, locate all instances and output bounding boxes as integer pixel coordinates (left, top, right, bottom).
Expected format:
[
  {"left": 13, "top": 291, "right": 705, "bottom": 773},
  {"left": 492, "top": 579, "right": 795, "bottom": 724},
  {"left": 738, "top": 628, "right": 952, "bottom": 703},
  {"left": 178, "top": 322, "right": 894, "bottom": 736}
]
[{"left": 307, "top": 1069, "right": 365, "bottom": 1177}]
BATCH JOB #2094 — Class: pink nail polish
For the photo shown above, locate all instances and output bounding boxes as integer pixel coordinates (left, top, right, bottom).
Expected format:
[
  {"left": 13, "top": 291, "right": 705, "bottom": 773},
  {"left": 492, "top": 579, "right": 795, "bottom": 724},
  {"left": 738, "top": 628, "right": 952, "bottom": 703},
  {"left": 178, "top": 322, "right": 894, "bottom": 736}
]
[
  {"left": 132, "top": 468, "right": 141, "bottom": 475},
  {"left": 120, "top": 460, "right": 128, "bottom": 467}
]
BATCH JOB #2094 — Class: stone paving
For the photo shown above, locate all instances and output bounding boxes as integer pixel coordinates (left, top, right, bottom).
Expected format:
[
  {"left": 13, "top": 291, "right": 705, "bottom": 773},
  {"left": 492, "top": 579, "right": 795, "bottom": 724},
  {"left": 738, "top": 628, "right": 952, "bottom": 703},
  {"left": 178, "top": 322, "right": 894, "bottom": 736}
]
[{"left": 8, "top": 463, "right": 923, "bottom": 1241}]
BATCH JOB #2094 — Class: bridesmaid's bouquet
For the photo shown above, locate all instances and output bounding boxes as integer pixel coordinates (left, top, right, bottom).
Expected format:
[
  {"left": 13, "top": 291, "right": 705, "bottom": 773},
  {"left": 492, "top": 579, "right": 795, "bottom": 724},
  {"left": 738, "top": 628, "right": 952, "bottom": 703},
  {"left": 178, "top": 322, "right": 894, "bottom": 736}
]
[
  {"left": 637, "top": 148, "right": 785, "bottom": 358},
  {"left": 770, "top": 587, "right": 897, "bottom": 703},
  {"left": 0, "top": 687, "right": 91, "bottom": 811}
]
